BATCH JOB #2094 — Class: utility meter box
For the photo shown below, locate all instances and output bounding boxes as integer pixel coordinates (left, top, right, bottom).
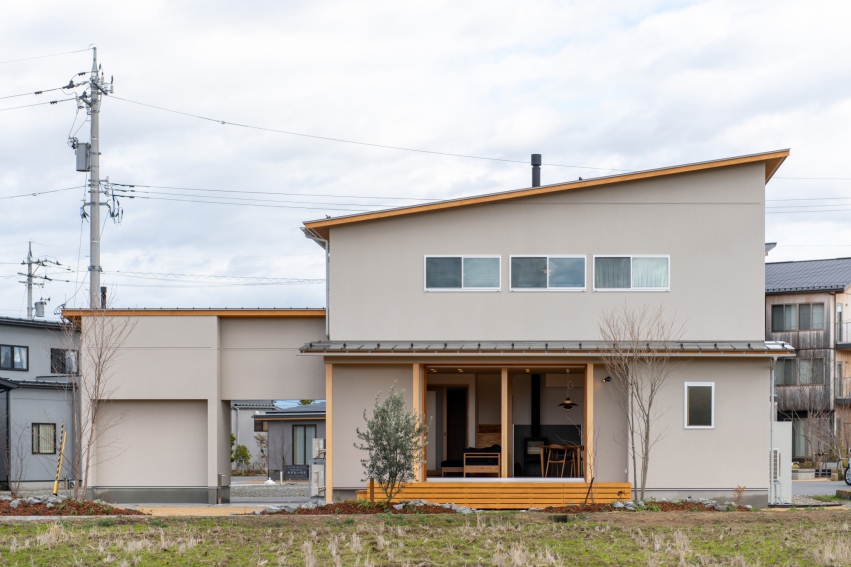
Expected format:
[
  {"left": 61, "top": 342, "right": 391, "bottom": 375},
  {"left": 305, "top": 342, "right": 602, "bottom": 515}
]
[
  {"left": 312, "top": 438, "right": 326, "bottom": 460},
  {"left": 75, "top": 143, "right": 91, "bottom": 172},
  {"left": 309, "top": 464, "right": 325, "bottom": 498}
]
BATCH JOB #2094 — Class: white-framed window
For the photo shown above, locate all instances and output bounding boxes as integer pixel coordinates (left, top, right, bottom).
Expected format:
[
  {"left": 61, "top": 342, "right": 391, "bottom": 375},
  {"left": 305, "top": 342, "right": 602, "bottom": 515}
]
[
  {"left": 424, "top": 255, "right": 501, "bottom": 291},
  {"left": 509, "top": 255, "right": 586, "bottom": 291},
  {"left": 684, "top": 382, "right": 714, "bottom": 429},
  {"left": 593, "top": 255, "right": 670, "bottom": 291}
]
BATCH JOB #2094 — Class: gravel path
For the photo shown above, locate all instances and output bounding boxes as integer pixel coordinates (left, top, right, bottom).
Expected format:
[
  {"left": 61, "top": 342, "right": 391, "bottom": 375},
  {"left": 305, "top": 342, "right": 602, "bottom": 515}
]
[{"left": 229, "top": 483, "right": 308, "bottom": 498}]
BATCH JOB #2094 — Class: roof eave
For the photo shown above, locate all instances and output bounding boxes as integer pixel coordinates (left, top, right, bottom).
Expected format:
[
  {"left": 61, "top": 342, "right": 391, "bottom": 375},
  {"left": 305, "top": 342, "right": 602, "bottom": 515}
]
[{"left": 303, "top": 149, "right": 790, "bottom": 241}]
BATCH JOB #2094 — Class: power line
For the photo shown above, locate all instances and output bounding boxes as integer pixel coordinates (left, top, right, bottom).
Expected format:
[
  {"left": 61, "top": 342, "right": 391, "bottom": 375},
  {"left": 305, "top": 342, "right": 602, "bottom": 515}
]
[
  {"left": 0, "top": 48, "right": 91, "bottom": 66},
  {"left": 0, "top": 186, "right": 83, "bottom": 200},
  {"left": 0, "top": 85, "right": 73, "bottom": 101},
  {"left": 110, "top": 193, "right": 375, "bottom": 212},
  {"left": 108, "top": 270, "right": 323, "bottom": 283},
  {"left": 109, "top": 95, "right": 628, "bottom": 172},
  {"left": 0, "top": 98, "right": 76, "bottom": 113},
  {"left": 113, "top": 183, "right": 435, "bottom": 201},
  {"left": 112, "top": 187, "right": 407, "bottom": 208}
]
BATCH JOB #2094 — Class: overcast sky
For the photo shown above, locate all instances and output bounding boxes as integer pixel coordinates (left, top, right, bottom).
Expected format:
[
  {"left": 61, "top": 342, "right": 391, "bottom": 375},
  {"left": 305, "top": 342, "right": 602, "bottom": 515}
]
[{"left": 2, "top": 0, "right": 850, "bottom": 319}]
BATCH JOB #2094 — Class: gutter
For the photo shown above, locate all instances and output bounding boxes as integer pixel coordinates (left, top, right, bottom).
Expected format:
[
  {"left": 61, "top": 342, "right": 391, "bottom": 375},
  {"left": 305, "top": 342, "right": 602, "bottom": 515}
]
[{"left": 301, "top": 227, "right": 330, "bottom": 339}]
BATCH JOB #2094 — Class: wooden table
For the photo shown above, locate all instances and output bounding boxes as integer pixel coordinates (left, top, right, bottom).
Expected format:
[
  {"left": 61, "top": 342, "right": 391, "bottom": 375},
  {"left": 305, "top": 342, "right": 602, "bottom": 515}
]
[{"left": 539, "top": 444, "right": 584, "bottom": 477}]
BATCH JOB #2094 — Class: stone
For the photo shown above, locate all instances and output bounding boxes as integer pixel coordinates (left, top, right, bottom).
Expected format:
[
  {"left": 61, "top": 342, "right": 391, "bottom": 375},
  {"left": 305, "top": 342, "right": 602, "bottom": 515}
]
[
  {"left": 252, "top": 509, "right": 262, "bottom": 515},
  {"left": 392, "top": 504, "right": 404, "bottom": 511},
  {"left": 636, "top": 501, "right": 645, "bottom": 507},
  {"left": 264, "top": 506, "right": 281, "bottom": 514},
  {"left": 714, "top": 505, "right": 726, "bottom": 511},
  {"left": 46, "top": 503, "right": 54, "bottom": 509},
  {"left": 612, "top": 502, "right": 625, "bottom": 509},
  {"left": 745, "top": 505, "right": 753, "bottom": 510},
  {"left": 281, "top": 504, "right": 298, "bottom": 514},
  {"left": 9, "top": 500, "right": 19, "bottom": 508}
]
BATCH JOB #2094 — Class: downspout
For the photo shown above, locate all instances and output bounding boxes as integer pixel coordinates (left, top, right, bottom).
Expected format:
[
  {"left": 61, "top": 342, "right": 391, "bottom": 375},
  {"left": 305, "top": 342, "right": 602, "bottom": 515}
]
[
  {"left": 769, "top": 356, "right": 777, "bottom": 504},
  {"left": 301, "top": 228, "right": 330, "bottom": 339},
  {"left": 5, "top": 389, "right": 9, "bottom": 485}
]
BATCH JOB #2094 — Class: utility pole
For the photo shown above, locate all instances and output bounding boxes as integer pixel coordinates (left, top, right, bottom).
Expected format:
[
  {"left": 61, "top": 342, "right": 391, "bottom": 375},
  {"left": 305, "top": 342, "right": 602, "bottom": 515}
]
[
  {"left": 88, "top": 47, "right": 102, "bottom": 309},
  {"left": 25, "top": 242, "right": 33, "bottom": 319},
  {"left": 18, "top": 242, "right": 69, "bottom": 319},
  {"left": 73, "top": 47, "right": 114, "bottom": 309}
]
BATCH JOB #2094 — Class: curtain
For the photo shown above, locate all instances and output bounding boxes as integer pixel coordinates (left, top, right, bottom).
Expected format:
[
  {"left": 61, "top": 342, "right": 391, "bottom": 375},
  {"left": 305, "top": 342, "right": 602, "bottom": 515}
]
[
  {"left": 811, "top": 303, "right": 825, "bottom": 329},
  {"left": 632, "top": 257, "right": 669, "bottom": 289},
  {"left": 594, "top": 257, "right": 630, "bottom": 288},
  {"left": 511, "top": 257, "right": 547, "bottom": 288},
  {"left": 463, "top": 257, "right": 500, "bottom": 288},
  {"left": 293, "top": 425, "right": 305, "bottom": 465},
  {"left": 549, "top": 257, "right": 585, "bottom": 288}
]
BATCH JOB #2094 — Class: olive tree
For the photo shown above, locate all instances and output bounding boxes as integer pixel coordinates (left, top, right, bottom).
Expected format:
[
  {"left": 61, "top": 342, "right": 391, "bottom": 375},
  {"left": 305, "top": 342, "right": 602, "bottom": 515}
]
[{"left": 354, "top": 384, "right": 428, "bottom": 504}]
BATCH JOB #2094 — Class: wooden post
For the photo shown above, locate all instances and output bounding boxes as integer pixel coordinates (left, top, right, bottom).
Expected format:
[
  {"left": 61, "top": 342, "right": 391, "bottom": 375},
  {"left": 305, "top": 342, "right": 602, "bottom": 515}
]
[
  {"left": 369, "top": 478, "right": 375, "bottom": 503},
  {"left": 325, "top": 363, "right": 333, "bottom": 504},
  {"left": 584, "top": 363, "right": 594, "bottom": 481},
  {"left": 412, "top": 363, "right": 425, "bottom": 482},
  {"left": 501, "top": 368, "right": 510, "bottom": 477}
]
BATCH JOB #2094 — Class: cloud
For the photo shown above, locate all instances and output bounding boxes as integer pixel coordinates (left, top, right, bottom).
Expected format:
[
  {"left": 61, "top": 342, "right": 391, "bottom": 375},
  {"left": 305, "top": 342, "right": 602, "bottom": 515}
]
[{"left": 0, "top": 0, "right": 850, "bottom": 317}]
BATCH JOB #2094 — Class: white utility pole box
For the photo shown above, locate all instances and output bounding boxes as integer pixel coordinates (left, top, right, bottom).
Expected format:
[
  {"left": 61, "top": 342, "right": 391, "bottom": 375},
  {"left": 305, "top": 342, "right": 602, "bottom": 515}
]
[
  {"left": 312, "top": 438, "right": 326, "bottom": 460},
  {"left": 309, "top": 464, "right": 325, "bottom": 498},
  {"left": 769, "top": 421, "right": 792, "bottom": 505}
]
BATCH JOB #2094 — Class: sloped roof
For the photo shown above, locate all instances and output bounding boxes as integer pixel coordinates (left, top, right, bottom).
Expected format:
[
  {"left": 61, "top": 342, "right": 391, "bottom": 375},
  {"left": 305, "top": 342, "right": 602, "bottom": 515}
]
[
  {"left": 254, "top": 401, "right": 326, "bottom": 419},
  {"left": 303, "top": 149, "right": 789, "bottom": 240},
  {"left": 765, "top": 257, "right": 851, "bottom": 294}
]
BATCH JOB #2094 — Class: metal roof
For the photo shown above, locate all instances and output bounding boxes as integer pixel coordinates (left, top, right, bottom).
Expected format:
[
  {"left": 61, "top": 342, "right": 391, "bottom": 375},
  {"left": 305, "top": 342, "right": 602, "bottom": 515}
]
[
  {"left": 303, "top": 149, "right": 789, "bottom": 240},
  {"left": 301, "top": 340, "right": 792, "bottom": 356},
  {"left": 0, "top": 316, "right": 66, "bottom": 331},
  {"left": 765, "top": 257, "right": 851, "bottom": 294},
  {"left": 253, "top": 401, "right": 326, "bottom": 419}
]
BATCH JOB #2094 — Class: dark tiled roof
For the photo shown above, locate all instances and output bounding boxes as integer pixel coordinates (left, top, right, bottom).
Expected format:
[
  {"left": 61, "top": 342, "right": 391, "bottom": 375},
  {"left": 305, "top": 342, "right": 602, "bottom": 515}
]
[
  {"left": 766, "top": 258, "right": 851, "bottom": 294},
  {"left": 255, "top": 401, "right": 326, "bottom": 419}
]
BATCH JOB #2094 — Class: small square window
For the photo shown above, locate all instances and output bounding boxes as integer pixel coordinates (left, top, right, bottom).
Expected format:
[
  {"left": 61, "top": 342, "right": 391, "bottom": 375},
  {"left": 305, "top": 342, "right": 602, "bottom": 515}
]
[
  {"left": 685, "top": 383, "right": 714, "bottom": 428},
  {"left": 32, "top": 423, "right": 56, "bottom": 454}
]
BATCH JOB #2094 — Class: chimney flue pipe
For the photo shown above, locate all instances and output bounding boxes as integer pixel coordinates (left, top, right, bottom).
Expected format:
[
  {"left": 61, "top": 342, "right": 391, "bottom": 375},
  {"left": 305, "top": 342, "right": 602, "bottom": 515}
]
[{"left": 531, "top": 154, "right": 541, "bottom": 187}]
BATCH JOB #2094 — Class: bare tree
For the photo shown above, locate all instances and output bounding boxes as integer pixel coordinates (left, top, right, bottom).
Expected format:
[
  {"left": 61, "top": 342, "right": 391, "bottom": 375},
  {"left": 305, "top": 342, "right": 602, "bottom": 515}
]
[
  {"left": 60, "top": 299, "right": 136, "bottom": 500},
  {"left": 598, "top": 305, "right": 686, "bottom": 501},
  {"left": 3, "top": 418, "right": 30, "bottom": 497},
  {"left": 776, "top": 352, "right": 834, "bottom": 472}
]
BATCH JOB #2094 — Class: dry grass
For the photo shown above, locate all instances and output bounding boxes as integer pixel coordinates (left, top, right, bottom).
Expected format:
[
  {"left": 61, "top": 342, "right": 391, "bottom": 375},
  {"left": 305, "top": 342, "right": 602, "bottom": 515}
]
[{"left": 0, "top": 511, "right": 847, "bottom": 565}]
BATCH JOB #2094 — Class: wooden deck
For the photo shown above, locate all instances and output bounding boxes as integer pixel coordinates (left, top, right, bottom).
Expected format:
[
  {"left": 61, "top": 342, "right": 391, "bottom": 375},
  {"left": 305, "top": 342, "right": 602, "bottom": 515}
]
[{"left": 355, "top": 481, "right": 631, "bottom": 509}]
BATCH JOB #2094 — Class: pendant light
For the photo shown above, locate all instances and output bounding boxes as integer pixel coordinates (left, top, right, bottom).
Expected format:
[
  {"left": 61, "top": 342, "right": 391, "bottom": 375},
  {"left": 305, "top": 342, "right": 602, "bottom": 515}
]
[{"left": 558, "top": 371, "right": 577, "bottom": 410}]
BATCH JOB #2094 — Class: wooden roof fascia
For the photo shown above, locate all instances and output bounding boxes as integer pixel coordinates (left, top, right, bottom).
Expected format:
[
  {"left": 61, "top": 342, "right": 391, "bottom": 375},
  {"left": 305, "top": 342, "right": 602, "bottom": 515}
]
[
  {"left": 303, "top": 149, "right": 790, "bottom": 240},
  {"left": 61, "top": 308, "right": 326, "bottom": 319}
]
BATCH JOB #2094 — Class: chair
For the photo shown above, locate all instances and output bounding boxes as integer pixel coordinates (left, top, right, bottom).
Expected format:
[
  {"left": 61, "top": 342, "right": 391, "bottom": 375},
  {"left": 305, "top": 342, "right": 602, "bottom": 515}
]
[{"left": 544, "top": 445, "right": 569, "bottom": 477}]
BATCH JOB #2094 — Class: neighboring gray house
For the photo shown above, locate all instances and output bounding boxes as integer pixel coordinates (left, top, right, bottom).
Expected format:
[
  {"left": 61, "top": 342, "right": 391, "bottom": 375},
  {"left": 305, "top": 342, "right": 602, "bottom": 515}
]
[
  {"left": 254, "top": 402, "right": 326, "bottom": 480},
  {"left": 0, "top": 317, "right": 77, "bottom": 490},
  {"left": 765, "top": 257, "right": 851, "bottom": 460},
  {"left": 230, "top": 400, "right": 277, "bottom": 468}
]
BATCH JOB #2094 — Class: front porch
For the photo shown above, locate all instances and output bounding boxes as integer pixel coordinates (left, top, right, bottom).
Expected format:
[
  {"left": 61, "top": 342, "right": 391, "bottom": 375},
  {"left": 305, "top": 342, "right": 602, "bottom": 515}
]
[{"left": 355, "top": 479, "right": 631, "bottom": 509}]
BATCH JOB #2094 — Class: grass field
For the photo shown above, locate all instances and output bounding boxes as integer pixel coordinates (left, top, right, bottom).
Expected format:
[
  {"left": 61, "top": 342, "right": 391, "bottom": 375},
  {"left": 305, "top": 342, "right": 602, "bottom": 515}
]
[{"left": 0, "top": 510, "right": 850, "bottom": 566}]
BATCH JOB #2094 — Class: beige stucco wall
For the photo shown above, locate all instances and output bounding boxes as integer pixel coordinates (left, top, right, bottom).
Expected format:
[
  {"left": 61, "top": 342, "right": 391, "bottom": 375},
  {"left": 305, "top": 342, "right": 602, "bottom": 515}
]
[
  {"left": 81, "top": 314, "right": 326, "bottom": 494},
  {"left": 328, "top": 163, "right": 766, "bottom": 341},
  {"left": 592, "top": 363, "right": 628, "bottom": 483},
  {"left": 640, "top": 358, "right": 770, "bottom": 490},
  {"left": 331, "top": 364, "right": 413, "bottom": 489},
  {"left": 219, "top": 317, "right": 326, "bottom": 400},
  {"left": 93, "top": 400, "right": 207, "bottom": 487}
]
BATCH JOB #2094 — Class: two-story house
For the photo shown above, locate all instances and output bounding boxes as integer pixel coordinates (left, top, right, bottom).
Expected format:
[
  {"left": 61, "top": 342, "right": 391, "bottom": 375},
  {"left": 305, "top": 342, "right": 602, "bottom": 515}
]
[
  {"left": 64, "top": 149, "right": 792, "bottom": 507},
  {"left": 0, "top": 316, "right": 78, "bottom": 490},
  {"left": 765, "top": 257, "right": 851, "bottom": 462}
]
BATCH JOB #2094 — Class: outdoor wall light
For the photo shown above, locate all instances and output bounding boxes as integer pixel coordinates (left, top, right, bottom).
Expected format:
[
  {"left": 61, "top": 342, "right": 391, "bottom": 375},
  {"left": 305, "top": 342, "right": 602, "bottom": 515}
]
[{"left": 603, "top": 376, "right": 612, "bottom": 383}]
